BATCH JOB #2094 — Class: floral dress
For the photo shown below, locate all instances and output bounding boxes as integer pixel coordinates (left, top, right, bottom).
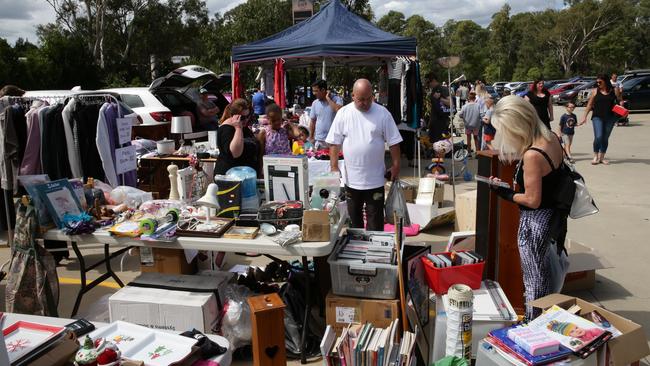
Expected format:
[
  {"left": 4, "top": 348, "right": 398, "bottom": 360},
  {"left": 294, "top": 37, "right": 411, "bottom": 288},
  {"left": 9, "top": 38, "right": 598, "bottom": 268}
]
[{"left": 264, "top": 125, "right": 291, "bottom": 155}]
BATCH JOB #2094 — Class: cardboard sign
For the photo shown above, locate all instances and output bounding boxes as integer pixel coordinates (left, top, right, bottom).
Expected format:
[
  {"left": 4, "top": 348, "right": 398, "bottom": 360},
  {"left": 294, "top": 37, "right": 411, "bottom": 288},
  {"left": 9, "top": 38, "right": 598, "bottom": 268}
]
[
  {"left": 116, "top": 117, "right": 134, "bottom": 145},
  {"left": 115, "top": 146, "right": 137, "bottom": 174}
]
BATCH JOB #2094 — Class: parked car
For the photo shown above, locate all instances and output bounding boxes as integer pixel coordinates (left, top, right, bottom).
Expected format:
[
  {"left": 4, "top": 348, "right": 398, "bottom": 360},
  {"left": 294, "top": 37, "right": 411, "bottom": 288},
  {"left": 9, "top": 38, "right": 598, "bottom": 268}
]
[
  {"left": 504, "top": 81, "right": 527, "bottom": 93},
  {"left": 513, "top": 83, "right": 533, "bottom": 97},
  {"left": 484, "top": 85, "right": 501, "bottom": 102},
  {"left": 622, "top": 75, "right": 650, "bottom": 110},
  {"left": 492, "top": 82, "right": 508, "bottom": 95},
  {"left": 100, "top": 87, "right": 173, "bottom": 124},
  {"left": 103, "top": 65, "right": 230, "bottom": 127},
  {"left": 549, "top": 82, "right": 586, "bottom": 96},
  {"left": 555, "top": 81, "right": 596, "bottom": 105}
]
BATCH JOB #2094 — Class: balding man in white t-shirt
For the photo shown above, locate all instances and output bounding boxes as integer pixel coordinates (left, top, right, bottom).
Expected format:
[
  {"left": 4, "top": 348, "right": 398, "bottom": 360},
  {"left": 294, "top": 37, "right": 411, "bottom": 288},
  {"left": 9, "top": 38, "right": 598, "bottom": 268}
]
[{"left": 326, "top": 79, "right": 402, "bottom": 231}]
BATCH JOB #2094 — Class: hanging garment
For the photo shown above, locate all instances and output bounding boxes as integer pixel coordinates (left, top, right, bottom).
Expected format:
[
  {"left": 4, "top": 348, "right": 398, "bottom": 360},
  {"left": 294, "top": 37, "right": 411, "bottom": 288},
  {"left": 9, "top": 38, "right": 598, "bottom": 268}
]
[
  {"left": 73, "top": 103, "right": 105, "bottom": 181},
  {"left": 5, "top": 201, "right": 59, "bottom": 316},
  {"left": 42, "top": 104, "right": 72, "bottom": 180},
  {"left": 0, "top": 98, "right": 20, "bottom": 192},
  {"left": 11, "top": 105, "right": 28, "bottom": 173},
  {"left": 274, "top": 59, "right": 286, "bottom": 109},
  {"left": 62, "top": 98, "right": 83, "bottom": 178},
  {"left": 233, "top": 63, "right": 243, "bottom": 100},
  {"left": 38, "top": 105, "right": 50, "bottom": 170},
  {"left": 19, "top": 101, "right": 46, "bottom": 175},
  {"left": 401, "top": 61, "right": 409, "bottom": 123},
  {"left": 96, "top": 103, "right": 136, "bottom": 187},
  {"left": 405, "top": 60, "right": 423, "bottom": 129}
]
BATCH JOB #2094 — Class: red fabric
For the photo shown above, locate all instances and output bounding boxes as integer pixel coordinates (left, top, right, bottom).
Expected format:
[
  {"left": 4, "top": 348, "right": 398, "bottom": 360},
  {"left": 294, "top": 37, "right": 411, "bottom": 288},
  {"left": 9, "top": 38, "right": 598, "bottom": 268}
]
[
  {"left": 233, "top": 62, "right": 242, "bottom": 100},
  {"left": 274, "top": 59, "right": 286, "bottom": 109}
]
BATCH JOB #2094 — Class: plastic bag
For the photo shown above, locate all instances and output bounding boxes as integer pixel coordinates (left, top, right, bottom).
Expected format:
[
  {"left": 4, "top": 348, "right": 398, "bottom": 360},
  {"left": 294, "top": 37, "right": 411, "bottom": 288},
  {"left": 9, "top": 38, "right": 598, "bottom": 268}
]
[
  {"left": 109, "top": 186, "right": 153, "bottom": 208},
  {"left": 547, "top": 240, "right": 570, "bottom": 293},
  {"left": 218, "top": 285, "right": 253, "bottom": 349},
  {"left": 384, "top": 180, "right": 411, "bottom": 225}
]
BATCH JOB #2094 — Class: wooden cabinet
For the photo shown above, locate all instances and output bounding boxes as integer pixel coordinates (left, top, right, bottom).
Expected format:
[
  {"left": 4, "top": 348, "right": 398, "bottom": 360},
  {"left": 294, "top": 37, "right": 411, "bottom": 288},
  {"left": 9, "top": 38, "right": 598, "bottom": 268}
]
[{"left": 476, "top": 151, "right": 525, "bottom": 314}]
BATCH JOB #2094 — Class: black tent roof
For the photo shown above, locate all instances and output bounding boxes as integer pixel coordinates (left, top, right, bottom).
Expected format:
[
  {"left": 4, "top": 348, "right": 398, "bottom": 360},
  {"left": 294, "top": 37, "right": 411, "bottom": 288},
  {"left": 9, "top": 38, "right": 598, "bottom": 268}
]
[{"left": 231, "top": 0, "right": 416, "bottom": 66}]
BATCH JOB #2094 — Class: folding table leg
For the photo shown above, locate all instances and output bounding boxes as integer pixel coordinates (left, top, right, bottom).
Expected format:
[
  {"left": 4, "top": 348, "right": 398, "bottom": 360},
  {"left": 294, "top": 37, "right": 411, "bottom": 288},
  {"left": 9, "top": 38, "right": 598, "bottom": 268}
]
[
  {"left": 300, "top": 255, "right": 311, "bottom": 364},
  {"left": 70, "top": 241, "right": 86, "bottom": 318}
]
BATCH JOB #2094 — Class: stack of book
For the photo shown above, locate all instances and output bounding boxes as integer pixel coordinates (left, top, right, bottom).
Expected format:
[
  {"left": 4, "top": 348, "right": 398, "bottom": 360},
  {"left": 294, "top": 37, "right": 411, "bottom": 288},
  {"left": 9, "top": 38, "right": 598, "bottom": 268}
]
[
  {"left": 486, "top": 305, "right": 621, "bottom": 365},
  {"left": 336, "top": 234, "right": 396, "bottom": 265},
  {"left": 425, "top": 250, "right": 483, "bottom": 268},
  {"left": 320, "top": 320, "right": 416, "bottom": 366}
]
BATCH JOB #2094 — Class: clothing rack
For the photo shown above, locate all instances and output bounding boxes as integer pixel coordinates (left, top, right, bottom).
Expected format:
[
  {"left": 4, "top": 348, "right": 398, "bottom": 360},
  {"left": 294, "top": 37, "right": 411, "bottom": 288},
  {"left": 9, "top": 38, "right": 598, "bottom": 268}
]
[{"left": 1, "top": 93, "right": 123, "bottom": 247}]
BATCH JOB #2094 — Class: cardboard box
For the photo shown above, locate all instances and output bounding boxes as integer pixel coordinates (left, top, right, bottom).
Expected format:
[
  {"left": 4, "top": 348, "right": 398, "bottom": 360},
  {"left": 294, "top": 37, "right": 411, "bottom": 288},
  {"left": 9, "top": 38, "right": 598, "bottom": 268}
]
[
  {"left": 196, "top": 250, "right": 227, "bottom": 271},
  {"left": 139, "top": 247, "right": 197, "bottom": 275},
  {"left": 454, "top": 189, "right": 477, "bottom": 231},
  {"left": 562, "top": 239, "right": 613, "bottom": 292},
  {"left": 325, "top": 292, "right": 400, "bottom": 335},
  {"left": 109, "top": 285, "right": 219, "bottom": 333},
  {"left": 128, "top": 271, "right": 233, "bottom": 310},
  {"left": 302, "top": 210, "right": 330, "bottom": 242},
  {"left": 29, "top": 333, "right": 79, "bottom": 366},
  {"left": 530, "top": 294, "right": 650, "bottom": 366}
]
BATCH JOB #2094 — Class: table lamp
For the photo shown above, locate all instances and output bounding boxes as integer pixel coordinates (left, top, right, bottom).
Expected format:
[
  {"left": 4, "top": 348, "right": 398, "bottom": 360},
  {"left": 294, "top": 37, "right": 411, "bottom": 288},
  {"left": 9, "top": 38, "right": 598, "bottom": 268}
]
[
  {"left": 196, "top": 183, "right": 220, "bottom": 223},
  {"left": 171, "top": 116, "right": 192, "bottom": 147}
]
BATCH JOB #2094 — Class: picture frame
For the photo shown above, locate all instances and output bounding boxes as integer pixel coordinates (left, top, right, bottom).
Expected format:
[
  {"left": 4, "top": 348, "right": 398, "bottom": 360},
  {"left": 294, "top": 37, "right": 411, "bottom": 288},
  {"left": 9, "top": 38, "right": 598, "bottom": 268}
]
[
  {"left": 403, "top": 245, "right": 431, "bottom": 327},
  {"left": 223, "top": 225, "right": 259, "bottom": 239},
  {"left": 18, "top": 174, "right": 52, "bottom": 227},
  {"left": 34, "top": 179, "right": 83, "bottom": 229}
]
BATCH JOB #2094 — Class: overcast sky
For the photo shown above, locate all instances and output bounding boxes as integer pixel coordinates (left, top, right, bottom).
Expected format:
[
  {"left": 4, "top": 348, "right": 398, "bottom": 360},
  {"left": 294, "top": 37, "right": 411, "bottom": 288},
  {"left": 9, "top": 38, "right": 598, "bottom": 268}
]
[{"left": 0, "top": 0, "right": 564, "bottom": 45}]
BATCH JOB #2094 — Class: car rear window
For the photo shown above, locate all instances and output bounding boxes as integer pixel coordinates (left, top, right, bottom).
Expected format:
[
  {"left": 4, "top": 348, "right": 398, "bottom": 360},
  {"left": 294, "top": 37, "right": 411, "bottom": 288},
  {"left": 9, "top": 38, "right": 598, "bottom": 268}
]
[{"left": 121, "top": 94, "right": 145, "bottom": 108}]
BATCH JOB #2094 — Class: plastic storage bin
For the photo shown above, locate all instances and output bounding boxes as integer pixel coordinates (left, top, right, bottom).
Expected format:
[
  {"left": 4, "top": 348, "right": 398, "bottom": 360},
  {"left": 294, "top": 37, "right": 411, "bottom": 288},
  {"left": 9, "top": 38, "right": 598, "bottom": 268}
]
[
  {"left": 421, "top": 251, "right": 485, "bottom": 294},
  {"left": 327, "top": 239, "right": 398, "bottom": 300}
]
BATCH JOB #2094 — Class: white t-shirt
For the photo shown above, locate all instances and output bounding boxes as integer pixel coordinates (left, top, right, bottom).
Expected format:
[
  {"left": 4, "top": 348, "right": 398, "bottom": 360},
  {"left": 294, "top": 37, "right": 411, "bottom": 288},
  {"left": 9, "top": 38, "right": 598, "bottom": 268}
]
[{"left": 326, "top": 102, "right": 403, "bottom": 190}]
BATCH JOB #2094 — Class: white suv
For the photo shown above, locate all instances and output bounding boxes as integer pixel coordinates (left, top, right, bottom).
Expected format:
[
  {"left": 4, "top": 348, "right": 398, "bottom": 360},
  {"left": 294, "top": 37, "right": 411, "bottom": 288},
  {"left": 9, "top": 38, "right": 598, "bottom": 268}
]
[{"left": 101, "top": 87, "right": 172, "bottom": 125}]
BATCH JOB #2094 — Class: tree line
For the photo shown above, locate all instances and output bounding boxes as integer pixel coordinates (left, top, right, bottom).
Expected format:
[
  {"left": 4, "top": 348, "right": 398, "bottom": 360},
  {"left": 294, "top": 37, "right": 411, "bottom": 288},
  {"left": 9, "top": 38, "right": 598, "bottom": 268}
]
[{"left": 1, "top": 0, "right": 648, "bottom": 91}]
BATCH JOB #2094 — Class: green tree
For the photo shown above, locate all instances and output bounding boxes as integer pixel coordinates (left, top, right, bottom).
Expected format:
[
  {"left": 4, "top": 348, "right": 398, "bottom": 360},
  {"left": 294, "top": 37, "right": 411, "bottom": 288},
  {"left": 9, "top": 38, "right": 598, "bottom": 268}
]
[
  {"left": 487, "top": 4, "right": 515, "bottom": 81},
  {"left": 448, "top": 20, "right": 489, "bottom": 81},
  {"left": 376, "top": 11, "right": 407, "bottom": 34}
]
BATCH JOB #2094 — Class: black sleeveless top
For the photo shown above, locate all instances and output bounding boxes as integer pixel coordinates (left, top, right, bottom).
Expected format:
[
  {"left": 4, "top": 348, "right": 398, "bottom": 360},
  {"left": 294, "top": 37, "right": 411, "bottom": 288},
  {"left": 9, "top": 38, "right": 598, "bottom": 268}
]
[
  {"left": 526, "top": 91, "right": 551, "bottom": 128},
  {"left": 515, "top": 147, "right": 563, "bottom": 210},
  {"left": 592, "top": 89, "right": 617, "bottom": 120}
]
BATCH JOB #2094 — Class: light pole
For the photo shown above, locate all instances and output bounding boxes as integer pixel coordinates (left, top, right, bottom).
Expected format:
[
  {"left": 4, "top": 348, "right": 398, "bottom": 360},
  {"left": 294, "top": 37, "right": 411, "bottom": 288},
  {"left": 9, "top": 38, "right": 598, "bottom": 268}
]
[{"left": 436, "top": 56, "right": 460, "bottom": 201}]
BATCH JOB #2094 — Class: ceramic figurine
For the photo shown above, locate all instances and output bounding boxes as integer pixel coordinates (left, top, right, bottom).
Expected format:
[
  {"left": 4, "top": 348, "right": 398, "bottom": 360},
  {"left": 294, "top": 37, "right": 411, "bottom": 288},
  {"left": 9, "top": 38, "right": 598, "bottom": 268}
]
[
  {"left": 75, "top": 336, "right": 99, "bottom": 366},
  {"left": 168, "top": 163, "right": 180, "bottom": 200}
]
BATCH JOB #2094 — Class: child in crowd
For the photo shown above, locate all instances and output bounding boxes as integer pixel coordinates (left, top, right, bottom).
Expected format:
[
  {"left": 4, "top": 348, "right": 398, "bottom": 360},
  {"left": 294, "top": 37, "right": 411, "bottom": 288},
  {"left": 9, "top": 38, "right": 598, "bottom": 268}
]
[
  {"left": 291, "top": 125, "right": 314, "bottom": 154},
  {"left": 558, "top": 103, "right": 577, "bottom": 163},
  {"left": 459, "top": 91, "right": 482, "bottom": 154},
  {"left": 482, "top": 96, "right": 496, "bottom": 150}
]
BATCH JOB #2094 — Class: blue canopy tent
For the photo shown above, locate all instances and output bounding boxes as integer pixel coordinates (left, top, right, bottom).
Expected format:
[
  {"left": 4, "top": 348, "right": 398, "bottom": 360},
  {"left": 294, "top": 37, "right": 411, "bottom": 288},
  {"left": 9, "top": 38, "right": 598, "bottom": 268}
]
[
  {"left": 231, "top": 0, "right": 417, "bottom": 66},
  {"left": 230, "top": 0, "right": 417, "bottom": 104}
]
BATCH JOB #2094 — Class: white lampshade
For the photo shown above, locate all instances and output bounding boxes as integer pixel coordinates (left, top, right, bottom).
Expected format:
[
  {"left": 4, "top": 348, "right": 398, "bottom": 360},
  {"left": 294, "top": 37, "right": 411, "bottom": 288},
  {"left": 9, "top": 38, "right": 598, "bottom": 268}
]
[
  {"left": 196, "top": 183, "right": 219, "bottom": 209},
  {"left": 171, "top": 116, "right": 192, "bottom": 134}
]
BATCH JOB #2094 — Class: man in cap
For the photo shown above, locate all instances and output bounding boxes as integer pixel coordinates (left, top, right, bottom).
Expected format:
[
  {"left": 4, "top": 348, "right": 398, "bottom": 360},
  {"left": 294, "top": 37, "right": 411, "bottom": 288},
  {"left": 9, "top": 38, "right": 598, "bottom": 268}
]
[{"left": 197, "top": 87, "right": 220, "bottom": 130}]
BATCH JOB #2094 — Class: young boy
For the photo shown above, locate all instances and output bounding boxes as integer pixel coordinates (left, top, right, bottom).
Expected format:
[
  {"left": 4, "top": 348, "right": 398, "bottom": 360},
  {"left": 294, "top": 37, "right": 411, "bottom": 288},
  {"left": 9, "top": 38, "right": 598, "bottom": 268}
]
[
  {"left": 458, "top": 91, "right": 481, "bottom": 154},
  {"left": 558, "top": 103, "right": 577, "bottom": 162}
]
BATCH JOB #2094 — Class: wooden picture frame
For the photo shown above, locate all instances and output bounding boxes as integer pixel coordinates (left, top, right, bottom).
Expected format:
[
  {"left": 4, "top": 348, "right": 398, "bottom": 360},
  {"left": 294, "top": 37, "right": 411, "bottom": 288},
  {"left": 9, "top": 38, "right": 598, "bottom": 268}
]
[{"left": 223, "top": 226, "right": 260, "bottom": 239}]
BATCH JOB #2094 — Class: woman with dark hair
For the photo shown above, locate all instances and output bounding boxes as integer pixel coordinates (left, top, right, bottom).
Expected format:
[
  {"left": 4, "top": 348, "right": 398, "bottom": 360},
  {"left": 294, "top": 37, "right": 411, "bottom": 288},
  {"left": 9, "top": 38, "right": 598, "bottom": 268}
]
[
  {"left": 579, "top": 74, "right": 620, "bottom": 165},
  {"left": 524, "top": 79, "right": 553, "bottom": 130},
  {"left": 215, "top": 98, "right": 259, "bottom": 175}
]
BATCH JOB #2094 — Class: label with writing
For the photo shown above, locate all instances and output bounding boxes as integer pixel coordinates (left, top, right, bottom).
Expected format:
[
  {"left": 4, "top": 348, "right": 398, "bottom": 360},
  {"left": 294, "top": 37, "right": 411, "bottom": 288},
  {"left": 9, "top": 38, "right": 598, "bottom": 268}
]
[
  {"left": 116, "top": 117, "right": 135, "bottom": 145},
  {"left": 335, "top": 306, "right": 356, "bottom": 324},
  {"left": 115, "top": 145, "right": 137, "bottom": 174}
]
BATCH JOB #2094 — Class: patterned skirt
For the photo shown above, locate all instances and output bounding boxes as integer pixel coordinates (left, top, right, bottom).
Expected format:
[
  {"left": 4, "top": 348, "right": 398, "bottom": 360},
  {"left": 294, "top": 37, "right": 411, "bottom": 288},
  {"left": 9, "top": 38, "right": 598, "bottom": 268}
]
[{"left": 518, "top": 208, "right": 554, "bottom": 320}]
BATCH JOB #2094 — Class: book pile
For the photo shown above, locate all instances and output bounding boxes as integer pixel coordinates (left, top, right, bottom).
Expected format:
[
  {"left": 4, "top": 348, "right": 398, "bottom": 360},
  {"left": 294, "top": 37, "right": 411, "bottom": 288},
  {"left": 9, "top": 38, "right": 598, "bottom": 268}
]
[
  {"left": 320, "top": 320, "right": 416, "bottom": 366},
  {"left": 336, "top": 232, "right": 396, "bottom": 264},
  {"left": 425, "top": 251, "right": 483, "bottom": 268},
  {"left": 486, "top": 305, "right": 622, "bottom": 365}
]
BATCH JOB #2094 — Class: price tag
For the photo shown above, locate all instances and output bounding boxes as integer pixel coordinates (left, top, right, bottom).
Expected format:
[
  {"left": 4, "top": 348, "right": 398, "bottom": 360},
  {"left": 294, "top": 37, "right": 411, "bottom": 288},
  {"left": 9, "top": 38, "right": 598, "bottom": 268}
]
[
  {"left": 115, "top": 146, "right": 137, "bottom": 174},
  {"left": 335, "top": 307, "right": 356, "bottom": 323},
  {"left": 116, "top": 117, "right": 135, "bottom": 145}
]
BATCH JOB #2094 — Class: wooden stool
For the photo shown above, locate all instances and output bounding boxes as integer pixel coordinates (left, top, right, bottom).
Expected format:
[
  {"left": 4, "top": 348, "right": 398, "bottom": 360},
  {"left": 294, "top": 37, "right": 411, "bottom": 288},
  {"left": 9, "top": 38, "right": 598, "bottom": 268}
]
[{"left": 247, "top": 293, "right": 287, "bottom": 366}]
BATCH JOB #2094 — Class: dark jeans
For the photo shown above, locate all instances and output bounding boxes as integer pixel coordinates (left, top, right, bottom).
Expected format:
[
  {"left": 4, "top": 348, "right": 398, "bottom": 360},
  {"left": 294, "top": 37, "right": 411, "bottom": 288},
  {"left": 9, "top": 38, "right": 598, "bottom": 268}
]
[
  {"left": 399, "top": 130, "right": 415, "bottom": 161},
  {"left": 345, "top": 185, "right": 385, "bottom": 231},
  {"left": 592, "top": 116, "right": 616, "bottom": 153}
]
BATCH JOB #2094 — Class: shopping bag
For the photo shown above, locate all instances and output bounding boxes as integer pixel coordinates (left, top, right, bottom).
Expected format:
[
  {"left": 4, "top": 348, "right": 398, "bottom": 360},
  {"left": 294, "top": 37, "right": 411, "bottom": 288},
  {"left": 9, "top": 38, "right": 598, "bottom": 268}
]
[
  {"left": 5, "top": 202, "right": 59, "bottom": 316},
  {"left": 385, "top": 179, "right": 411, "bottom": 226},
  {"left": 547, "top": 240, "right": 570, "bottom": 293}
]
